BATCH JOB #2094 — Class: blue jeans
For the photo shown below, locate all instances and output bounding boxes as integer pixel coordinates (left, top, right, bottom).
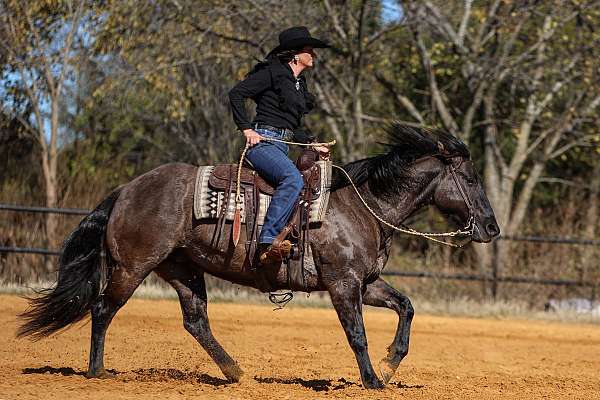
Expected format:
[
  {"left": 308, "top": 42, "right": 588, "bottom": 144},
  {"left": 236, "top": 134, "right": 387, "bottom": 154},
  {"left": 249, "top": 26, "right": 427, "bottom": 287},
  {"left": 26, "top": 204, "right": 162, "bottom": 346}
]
[{"left": 245, "top": 128, "right": 303, "bottom": 244}]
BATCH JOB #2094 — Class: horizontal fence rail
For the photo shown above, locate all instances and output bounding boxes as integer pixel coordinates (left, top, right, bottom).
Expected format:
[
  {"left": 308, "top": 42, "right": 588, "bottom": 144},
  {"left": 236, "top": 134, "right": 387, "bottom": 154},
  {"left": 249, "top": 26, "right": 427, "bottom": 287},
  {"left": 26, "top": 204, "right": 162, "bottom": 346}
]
[
  {"left": 1, "top": 203, "right": 598, "bottom": 300},
  {"left": 383, "top": 270, "right": 597, "bottom": 288},
  {"left": 500, "top": 234, "right": 600, "bottom": 246},
  {"left": 0, "top": 246, "right": 61, "bottom": 256},
  {"left": 0, "top": 203, "right": 90, "bottom": 216},
  {"left": 1, "top": 203, "right": 86, "bottom": 257}
]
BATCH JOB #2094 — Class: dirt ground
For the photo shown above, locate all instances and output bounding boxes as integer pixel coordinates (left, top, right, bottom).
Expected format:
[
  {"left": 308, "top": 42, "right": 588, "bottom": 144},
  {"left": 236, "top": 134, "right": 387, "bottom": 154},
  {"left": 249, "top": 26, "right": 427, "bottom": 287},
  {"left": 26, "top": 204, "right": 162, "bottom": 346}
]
[{"left": 1, "top": 295, "right": 599, "bottom": 399}]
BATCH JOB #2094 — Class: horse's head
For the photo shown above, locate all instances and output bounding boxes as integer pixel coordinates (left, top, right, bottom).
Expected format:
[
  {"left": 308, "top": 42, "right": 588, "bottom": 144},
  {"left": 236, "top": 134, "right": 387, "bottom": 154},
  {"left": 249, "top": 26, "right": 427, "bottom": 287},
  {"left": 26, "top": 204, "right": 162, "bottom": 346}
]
[
  {"left": 431, "top": 147, "right": 499, "bottom": 243},
  {"left": 330, "top": 123, "right": 500, "bottom": 244}
]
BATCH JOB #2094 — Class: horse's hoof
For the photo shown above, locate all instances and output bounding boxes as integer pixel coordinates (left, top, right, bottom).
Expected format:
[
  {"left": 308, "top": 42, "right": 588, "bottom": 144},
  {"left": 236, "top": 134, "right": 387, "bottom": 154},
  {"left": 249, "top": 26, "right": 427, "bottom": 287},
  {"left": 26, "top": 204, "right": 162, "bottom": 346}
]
[
  {"left": 363, "top": 378, "right": 385, "bottom": 390},
  {"left": 86, "top": 369, "right": 115, "bottom": 379},
  {"left": 223, "top": 364, "right": 244, "bottom": 383},
  {"left": 379, "top": 359, "right": 396, "bottom": 384}
]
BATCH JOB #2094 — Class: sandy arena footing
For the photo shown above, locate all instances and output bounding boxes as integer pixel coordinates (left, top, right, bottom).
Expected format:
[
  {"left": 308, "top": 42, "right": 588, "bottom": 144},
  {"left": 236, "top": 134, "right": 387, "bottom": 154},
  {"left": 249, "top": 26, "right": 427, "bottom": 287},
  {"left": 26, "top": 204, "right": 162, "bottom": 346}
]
[{"left": 1, "top": 295, "right": 599, "bottom": 399}]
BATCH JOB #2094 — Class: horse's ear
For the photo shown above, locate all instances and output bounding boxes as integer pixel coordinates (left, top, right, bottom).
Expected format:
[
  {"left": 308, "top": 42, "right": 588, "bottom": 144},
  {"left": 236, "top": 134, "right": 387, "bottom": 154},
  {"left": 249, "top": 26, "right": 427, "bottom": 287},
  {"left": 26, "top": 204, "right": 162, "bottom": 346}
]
[
  {"left": 435, "top": 141, "right": 454, "bottom": 164},
  {"left": 437, "top": 141, "right": 448, "bottom": 155}
]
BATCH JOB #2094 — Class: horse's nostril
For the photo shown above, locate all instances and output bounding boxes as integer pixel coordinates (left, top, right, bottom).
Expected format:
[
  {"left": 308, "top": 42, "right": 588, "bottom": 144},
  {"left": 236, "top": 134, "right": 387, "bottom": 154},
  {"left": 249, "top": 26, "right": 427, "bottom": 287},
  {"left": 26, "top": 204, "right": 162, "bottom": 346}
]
[{"left": 486, "top": 223, "right": 499, "bottom": 236}]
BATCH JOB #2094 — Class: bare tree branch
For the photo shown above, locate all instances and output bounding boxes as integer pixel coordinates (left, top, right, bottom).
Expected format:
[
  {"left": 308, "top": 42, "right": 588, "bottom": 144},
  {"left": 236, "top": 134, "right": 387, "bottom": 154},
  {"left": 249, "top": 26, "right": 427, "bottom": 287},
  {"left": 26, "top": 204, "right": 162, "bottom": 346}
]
[
  {"left": 472, "top": 0, "right": 502, "bottom": 53},
  {"left": 323, "top": 0, "right": 348, "bottom": 41},
  {"left": 366, "top": 23, "right": 402, "bottom": 48},
  {"left": 412, "top": 25, "right": 459, "bottom": 135},
  {"left": 374, "top": 72, "right": 424, "bottom": 123},
  {"left": 457, "top": 0, "right": 473, "bottom": 45},
  {"left": 422, "top": 1, "right": 469, "bottom": 54},
  {"left": 56, "top": 1, "right": 85, "bottom": 93}
]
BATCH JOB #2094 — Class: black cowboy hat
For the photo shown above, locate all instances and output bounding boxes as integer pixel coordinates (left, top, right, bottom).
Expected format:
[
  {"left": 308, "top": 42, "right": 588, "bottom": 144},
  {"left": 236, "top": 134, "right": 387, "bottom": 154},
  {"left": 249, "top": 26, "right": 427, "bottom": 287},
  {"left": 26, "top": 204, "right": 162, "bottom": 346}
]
[{"left": 267, "top": 26, "right": 330, "bottom": 56}]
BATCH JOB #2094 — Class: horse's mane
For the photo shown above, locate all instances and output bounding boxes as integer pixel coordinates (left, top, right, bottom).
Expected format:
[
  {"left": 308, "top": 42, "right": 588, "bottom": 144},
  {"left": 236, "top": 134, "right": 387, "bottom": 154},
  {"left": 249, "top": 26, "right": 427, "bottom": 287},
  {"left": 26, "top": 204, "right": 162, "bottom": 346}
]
[{"left": 331, "top": 123, "right": 470, "bottom": 197}]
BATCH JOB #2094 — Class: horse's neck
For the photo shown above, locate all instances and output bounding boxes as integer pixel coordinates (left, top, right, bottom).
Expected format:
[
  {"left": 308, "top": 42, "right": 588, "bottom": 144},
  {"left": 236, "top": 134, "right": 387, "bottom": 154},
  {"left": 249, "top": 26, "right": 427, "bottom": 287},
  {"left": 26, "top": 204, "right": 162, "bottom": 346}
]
[{"left": 363, "top": 173, "right": 439, "bottom": 228}]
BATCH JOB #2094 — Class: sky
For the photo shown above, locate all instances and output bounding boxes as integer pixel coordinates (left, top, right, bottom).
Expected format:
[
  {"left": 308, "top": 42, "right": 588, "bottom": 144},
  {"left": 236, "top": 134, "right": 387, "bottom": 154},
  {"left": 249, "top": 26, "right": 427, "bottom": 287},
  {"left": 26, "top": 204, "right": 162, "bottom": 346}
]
[{"left": 381, "top": 0, "right": 404, "bottom": 23}]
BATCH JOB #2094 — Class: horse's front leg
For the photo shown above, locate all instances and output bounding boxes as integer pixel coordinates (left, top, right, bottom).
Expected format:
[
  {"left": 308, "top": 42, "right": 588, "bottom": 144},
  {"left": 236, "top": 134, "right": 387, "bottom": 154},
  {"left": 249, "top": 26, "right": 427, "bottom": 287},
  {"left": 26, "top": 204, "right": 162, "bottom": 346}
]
[
  {"left": 362, "top": 277, "right": 414, "bottom": 384},
  {"left": 326, "top": 275, "right": 384, "bottom": 389}
]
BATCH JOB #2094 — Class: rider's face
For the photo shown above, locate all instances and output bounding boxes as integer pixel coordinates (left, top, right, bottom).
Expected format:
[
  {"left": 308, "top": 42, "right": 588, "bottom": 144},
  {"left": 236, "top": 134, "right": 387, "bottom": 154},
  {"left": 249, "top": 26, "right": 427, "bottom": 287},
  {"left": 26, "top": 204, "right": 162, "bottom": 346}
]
[{"left": 297, "top": 46, "right": 316, "bottom": 68}]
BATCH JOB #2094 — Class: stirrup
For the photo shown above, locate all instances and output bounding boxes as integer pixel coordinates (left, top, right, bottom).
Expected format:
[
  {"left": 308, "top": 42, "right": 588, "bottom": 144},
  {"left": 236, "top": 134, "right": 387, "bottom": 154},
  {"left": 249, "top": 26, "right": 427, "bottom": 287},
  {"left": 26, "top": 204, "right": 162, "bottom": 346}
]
[{"left": 259, "top": 240, "right": 292, "bottom": 264}]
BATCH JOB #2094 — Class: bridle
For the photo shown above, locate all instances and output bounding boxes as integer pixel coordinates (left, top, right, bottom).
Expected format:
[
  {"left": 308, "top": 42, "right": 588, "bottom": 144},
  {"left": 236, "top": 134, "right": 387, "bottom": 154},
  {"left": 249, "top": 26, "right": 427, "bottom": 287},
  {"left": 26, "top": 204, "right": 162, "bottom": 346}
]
[
  {"left": 235, "top": 135, "right": 478, "bottom": 248},
  {"left": 334, "top": 154, "right": 477, "bottom": 248},
  {"left": 446, "top": 158, "right": 478, "bottom": 243}
]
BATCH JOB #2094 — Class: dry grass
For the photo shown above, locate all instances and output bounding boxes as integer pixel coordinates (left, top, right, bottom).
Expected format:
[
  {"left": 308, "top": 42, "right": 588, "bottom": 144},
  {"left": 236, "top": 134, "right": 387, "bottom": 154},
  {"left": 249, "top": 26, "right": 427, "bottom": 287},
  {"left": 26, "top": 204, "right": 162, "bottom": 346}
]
[{"left": 3, "top": 280, "right": 598, "bottom": 324}]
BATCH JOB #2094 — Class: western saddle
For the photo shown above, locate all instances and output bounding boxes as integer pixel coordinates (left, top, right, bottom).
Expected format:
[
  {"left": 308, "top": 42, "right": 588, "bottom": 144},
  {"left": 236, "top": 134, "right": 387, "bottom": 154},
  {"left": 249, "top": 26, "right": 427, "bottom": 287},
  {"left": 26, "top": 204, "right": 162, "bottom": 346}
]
[{"left": 206, "top": 148, "right": 324, "bottom": 291}]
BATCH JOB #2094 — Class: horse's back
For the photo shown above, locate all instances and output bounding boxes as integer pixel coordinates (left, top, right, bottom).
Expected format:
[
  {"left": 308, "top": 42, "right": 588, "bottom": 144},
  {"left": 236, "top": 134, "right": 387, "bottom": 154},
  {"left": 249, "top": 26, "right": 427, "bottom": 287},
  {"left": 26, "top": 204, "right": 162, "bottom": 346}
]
[{"left": 106, "top": 163, "right": 197, "bottom": 265}]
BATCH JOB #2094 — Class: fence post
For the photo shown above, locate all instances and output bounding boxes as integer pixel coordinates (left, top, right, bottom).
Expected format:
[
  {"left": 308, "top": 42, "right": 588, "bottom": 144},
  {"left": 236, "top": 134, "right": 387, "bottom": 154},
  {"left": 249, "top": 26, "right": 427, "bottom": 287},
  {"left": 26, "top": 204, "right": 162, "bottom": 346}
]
[{"left": 491, "top": 240, "right": 499, "bottom": 300}]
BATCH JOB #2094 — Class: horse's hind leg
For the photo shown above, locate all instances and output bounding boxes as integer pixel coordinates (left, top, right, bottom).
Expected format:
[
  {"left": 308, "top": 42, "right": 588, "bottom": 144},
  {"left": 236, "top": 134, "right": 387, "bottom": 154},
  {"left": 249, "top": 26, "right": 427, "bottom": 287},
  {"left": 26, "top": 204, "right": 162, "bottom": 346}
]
[
  {"left": 87, "top": 264, "right": 152, "bottom": 378},
  {"left": 156, "top": 262, "right": 243, "bottom": 382},
  {"left": 362, "top": 278, "right": 414, "bottom": 384}
]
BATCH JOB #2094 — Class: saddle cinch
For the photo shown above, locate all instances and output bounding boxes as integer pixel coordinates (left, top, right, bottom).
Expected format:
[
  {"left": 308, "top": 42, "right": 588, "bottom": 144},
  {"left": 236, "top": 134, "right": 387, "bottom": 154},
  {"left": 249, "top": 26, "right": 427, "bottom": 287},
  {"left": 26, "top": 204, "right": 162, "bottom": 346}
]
[{"left": 193, "top": 149, "right": 332, "bottom": 291}]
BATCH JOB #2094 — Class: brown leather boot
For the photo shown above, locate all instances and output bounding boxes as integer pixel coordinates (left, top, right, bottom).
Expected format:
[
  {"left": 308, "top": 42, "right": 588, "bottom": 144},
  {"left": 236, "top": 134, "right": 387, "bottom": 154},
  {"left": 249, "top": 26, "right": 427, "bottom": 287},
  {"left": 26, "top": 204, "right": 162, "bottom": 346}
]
[{"left": 258, "top": 240, "right": 292, "bottom": 264}]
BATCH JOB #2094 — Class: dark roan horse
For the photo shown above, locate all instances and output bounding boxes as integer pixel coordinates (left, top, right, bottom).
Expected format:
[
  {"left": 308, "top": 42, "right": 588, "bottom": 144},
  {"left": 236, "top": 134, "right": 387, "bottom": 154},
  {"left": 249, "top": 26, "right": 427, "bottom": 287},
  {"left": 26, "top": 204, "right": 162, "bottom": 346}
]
[{"left": 18, "top": 124, "right": 499, "bottom": 389}]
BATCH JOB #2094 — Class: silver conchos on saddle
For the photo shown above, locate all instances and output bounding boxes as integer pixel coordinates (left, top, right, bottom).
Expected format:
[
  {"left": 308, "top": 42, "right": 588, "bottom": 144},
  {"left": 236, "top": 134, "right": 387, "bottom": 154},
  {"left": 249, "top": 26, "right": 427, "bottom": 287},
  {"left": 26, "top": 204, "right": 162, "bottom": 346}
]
[{"left": 193, "top": 161, "right": 332, "bottom": 224}]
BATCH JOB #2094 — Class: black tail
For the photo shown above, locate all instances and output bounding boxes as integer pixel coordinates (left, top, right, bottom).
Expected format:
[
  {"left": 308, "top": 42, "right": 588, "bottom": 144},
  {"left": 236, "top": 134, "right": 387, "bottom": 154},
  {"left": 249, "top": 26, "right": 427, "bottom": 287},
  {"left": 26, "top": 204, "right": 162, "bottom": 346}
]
[{"left": 17, "top": 189, "right": 122, "bottom": 340}]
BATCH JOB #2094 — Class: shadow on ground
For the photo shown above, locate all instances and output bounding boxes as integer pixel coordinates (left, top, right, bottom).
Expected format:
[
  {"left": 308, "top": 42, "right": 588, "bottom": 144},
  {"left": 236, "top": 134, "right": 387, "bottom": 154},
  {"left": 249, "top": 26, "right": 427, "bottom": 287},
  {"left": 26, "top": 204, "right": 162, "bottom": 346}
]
[
  {"left": 22, "top": 366, "right": 95, "bottom": 377},
  {"left": 21, "top": 366, "right": 228, "bottom": 386},
  {"left": 255, "top": 376, "right": 425, "bottom": 392},
  {"left": 394, "top": 382, "right": 425, "bottom": 389},
  {"left": 254, "top": 376, "right": 359, "bottom": 392},
  {"left": 129, "top": 368, "right": 230, "bottom": 386},
  {"left": 22, "top": 366, "right": 425, "bottom": 392}
]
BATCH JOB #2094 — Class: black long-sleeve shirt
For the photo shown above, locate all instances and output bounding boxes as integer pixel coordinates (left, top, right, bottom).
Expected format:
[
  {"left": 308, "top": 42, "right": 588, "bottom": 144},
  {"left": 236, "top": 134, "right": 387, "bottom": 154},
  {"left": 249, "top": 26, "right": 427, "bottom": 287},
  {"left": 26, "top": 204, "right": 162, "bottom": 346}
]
[{"left": 228, "top": 59, "right": 314, "bottom": 132}]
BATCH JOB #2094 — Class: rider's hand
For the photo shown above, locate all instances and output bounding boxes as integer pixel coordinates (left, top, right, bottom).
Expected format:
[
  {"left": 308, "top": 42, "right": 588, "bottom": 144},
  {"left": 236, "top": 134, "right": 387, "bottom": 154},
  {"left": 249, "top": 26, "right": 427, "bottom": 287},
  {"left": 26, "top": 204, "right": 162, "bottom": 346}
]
[
  {"left": 243, "top": 129, "right": 262, "bottom": 146},
  {"left": 312, "top": 144, "right": 330, "bottom": 160}
]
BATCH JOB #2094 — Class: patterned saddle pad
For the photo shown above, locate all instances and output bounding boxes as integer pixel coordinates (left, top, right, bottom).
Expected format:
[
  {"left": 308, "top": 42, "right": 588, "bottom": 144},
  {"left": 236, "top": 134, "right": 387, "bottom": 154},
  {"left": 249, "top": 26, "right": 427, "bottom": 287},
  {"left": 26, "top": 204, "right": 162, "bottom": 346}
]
[{"left": 193, "top": 161, "right": 332, "bottom": 225}]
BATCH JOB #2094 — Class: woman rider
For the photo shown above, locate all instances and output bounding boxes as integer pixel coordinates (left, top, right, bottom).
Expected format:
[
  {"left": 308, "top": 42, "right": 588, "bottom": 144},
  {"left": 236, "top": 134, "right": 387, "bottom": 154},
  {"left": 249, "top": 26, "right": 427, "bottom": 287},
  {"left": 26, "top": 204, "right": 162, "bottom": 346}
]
[{"left": 228, "top": 26, "right": 330, "bottom": 265}]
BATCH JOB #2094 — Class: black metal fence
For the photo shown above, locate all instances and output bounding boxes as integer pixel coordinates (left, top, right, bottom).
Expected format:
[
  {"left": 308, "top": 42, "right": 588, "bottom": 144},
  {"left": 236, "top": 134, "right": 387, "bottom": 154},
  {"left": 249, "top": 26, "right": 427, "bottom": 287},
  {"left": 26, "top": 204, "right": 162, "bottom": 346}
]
[
  {"left": 0, "top": 203, "right": 89, "bottom": 257},
  {"left": 1, "top": 203, "right": 598, "bottom": 300}
]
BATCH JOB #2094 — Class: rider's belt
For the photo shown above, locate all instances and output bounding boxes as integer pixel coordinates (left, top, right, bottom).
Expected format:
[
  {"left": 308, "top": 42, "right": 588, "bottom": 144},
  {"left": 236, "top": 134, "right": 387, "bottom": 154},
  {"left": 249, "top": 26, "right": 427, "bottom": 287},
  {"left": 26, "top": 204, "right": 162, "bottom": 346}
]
[{"left": 253, "top": 123, "right": 294, "bottom": 141}]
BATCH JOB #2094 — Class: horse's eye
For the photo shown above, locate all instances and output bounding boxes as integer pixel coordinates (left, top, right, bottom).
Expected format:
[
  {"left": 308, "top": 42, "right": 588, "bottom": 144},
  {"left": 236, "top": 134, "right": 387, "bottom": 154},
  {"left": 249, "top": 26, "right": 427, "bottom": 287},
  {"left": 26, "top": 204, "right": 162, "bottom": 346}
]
[{"left": 466, "top": 177, "right": 475, "bottom": 186}]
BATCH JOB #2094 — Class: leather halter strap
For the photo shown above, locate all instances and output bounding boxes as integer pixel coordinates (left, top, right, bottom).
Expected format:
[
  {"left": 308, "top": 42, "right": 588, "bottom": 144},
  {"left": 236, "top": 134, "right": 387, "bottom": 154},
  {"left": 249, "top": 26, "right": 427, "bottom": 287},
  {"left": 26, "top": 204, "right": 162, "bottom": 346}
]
[
  {"left": 411, "top": 154, "right": 476, "bottom": 226},
  {"left": 448, "top": 159, "right": 475, "bottom": 220}
]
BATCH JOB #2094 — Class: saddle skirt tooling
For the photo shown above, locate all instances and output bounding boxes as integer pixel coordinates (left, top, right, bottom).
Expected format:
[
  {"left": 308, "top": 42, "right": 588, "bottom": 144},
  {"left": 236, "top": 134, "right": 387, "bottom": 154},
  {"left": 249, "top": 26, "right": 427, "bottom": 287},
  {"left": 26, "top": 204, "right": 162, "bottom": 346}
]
[{"left": 193, "top": 161, "right": 331, "bottom": 226}]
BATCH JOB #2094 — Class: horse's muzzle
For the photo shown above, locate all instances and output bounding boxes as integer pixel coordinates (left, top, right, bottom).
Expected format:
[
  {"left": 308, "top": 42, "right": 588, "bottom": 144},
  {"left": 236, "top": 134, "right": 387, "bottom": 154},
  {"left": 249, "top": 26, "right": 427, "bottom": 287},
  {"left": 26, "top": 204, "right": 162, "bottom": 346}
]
[
  {"left": 472, "top": 217, "right": 500, "bottom": 243},
  {"left": 485, "top": 221, "right": 500, "bottom": 238}
]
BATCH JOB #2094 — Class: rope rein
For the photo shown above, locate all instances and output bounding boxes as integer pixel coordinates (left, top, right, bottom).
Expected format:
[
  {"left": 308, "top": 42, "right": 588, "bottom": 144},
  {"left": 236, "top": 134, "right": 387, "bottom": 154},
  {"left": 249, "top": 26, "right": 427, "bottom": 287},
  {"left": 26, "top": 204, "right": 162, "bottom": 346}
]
[
  {"left": 332, "top": 165, "right": 473, "bottom": 248},
  {"left": 235, "top": 135, "right": 474, "bottom": 248}
]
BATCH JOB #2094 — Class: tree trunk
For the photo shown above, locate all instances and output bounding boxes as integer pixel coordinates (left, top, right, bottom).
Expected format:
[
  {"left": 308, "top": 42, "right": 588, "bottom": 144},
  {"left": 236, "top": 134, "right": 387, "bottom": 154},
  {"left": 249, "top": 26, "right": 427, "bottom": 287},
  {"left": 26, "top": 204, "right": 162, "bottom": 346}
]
[
  {"left": 474, "top": 94, "right": 503, "bottom": 296},
  {"left": 43, "top": 95, "right": 60, "bottom": 271}
]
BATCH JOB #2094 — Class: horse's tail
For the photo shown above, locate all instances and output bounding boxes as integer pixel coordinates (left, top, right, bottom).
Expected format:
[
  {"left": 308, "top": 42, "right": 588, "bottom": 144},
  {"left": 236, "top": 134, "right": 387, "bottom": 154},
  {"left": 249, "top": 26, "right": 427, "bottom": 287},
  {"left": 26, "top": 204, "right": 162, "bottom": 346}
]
[{"left": 17, "top": 188, "right": 122, "bottom": 340}]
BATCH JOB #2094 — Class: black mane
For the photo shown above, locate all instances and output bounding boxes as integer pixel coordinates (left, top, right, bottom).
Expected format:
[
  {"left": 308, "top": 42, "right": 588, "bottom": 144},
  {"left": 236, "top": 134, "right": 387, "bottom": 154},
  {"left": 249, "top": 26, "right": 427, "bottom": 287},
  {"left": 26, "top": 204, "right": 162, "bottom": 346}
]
[{"left": 331, "top": 123, "right": 470, "bottom": 197}]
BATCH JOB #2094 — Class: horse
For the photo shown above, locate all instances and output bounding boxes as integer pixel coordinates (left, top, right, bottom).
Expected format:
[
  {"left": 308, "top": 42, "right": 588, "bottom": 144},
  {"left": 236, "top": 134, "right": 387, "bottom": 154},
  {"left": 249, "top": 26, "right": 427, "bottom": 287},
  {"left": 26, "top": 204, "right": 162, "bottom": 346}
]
[{"left": 18, "top": 123, "right": 500, "bottom": 389}]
